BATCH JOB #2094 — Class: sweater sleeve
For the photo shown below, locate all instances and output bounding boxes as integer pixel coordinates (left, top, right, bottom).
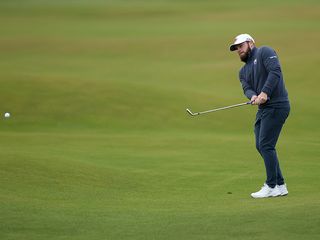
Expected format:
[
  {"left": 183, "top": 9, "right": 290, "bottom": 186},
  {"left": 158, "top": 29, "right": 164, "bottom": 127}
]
[
  {"left": 239, "top": 68, "right": 257, "bottom": 100},
  {"left": 261, "top": 47, "right": 282, "bottom": 96}
]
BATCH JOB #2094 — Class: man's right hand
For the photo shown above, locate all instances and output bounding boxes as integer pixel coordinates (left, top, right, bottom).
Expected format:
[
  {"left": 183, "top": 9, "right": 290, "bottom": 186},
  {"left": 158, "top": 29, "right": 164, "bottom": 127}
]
[{"left": 250, "top": 95, "right": 258, "bottom": 105}]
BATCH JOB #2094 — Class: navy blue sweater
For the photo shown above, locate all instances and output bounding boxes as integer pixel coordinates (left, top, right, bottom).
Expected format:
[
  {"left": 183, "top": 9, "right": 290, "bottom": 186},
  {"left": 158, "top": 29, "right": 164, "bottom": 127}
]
[{"left": 239, "top": 46, "right": 289, "bottom": 108}]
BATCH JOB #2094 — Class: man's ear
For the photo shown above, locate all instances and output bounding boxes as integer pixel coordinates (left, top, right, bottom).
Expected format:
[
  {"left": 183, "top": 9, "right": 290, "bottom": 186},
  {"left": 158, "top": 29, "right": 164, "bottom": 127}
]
[{"left": 248, "top": 41, "right": 255, "bottom": 49}]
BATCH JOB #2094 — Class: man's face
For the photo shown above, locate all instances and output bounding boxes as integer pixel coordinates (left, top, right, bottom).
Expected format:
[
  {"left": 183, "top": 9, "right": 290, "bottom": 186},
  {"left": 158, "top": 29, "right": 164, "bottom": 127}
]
[{"left": 235, "top": 42, "right": 251, "bottom": 62}]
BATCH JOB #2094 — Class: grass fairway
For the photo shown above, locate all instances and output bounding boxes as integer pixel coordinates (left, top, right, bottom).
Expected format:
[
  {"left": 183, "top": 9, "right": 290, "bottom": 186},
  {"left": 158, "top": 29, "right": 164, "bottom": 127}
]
[{"left": 1, "top": 0, "right": 320, "bottom": 239}]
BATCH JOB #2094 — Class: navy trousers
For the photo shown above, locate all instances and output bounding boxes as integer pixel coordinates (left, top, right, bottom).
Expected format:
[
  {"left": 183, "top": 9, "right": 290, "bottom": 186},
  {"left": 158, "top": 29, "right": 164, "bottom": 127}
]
[{"left": 254, "top": 106, "right": 290, "bottom": 188}]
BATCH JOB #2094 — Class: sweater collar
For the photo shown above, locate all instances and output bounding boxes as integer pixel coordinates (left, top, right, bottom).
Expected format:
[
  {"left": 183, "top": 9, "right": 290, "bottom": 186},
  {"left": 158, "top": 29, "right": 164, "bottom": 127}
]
[{"left": 246, "top": 47, "right": 257, "bottom": 62}]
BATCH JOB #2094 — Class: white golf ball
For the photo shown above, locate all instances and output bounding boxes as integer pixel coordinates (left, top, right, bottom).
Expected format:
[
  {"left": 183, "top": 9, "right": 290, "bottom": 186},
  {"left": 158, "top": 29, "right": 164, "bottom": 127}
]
[{"left": 4, "top": 112, "right": 10, "bottom": 118}]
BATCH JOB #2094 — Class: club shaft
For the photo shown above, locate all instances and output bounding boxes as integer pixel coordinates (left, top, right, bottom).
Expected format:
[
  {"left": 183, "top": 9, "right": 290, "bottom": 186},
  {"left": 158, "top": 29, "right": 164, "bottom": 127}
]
[
  {"left": 188, "top": 102, "right": 250, "bottom": 116},
  {"left": 198, "top": 102, "right": 250, "bottom": 114}
]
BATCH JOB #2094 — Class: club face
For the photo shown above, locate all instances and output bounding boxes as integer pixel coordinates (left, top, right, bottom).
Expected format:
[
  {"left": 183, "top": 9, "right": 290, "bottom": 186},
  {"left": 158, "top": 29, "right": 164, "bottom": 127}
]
[{"left": 186, "top": 109, "right": 197, "bottom": 116}]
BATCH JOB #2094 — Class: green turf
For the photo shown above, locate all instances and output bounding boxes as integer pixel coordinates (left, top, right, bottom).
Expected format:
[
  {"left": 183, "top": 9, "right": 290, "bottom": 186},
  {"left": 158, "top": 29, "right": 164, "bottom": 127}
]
[{"left": 1, "top": 1, "right": 320, "bottom": 239}]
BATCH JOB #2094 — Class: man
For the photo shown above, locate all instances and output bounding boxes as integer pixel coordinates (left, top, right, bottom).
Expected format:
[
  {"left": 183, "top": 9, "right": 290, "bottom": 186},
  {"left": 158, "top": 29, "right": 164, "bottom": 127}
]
[{"left": 230, "top": 34, "right": 290, "bottom": 198}]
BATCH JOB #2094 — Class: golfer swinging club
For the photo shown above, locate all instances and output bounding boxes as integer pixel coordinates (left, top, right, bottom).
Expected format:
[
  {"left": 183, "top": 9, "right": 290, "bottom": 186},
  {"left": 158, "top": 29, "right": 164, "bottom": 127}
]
[{"left": 230, "top": 34, "right": 290, "bottom": 198}]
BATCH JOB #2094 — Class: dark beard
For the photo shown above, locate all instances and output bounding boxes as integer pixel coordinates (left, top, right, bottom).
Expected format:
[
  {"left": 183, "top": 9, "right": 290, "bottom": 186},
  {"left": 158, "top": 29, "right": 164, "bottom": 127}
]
[{"left": 240, "top": 47, "right": 251, "bottom": 62}]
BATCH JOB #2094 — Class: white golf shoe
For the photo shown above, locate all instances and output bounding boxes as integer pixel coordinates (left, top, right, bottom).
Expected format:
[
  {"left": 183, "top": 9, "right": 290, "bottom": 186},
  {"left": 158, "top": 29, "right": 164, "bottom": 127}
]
[
  {"left": 277, "top": 184, "right": 288, "bottom": 196},
  {"left": 251, "top": 183, "right": 281, "bottom": 198}
]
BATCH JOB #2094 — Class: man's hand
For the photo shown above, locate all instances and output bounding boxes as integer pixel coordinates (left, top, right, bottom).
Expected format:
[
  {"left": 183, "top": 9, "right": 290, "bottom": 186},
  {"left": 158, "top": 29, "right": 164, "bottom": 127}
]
[
  {"left": 252, "top": 92, "right": 268, "bottom": 105},
  {"left": 250, "top": 95, "right": 258, "bottom": 104}
]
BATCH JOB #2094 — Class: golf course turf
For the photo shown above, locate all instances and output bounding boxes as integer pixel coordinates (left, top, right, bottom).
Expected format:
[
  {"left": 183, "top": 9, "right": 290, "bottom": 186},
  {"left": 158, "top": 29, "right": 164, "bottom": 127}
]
[{"left": 0, "top": 1, "right": 319, "bottom": 239}]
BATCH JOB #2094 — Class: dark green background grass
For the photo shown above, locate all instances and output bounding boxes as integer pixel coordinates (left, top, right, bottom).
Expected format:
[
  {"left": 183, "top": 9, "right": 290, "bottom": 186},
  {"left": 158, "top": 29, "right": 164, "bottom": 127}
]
[{"left": 0, "top": 1, "right": 319, "bottom": 239}]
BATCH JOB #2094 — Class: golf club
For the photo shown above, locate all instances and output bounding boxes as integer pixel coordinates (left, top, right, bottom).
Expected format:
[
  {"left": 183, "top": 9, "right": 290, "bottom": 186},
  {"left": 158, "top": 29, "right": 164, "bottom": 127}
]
[{"left": 186, "top": 101, "right": 251, "bottom": 116}]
